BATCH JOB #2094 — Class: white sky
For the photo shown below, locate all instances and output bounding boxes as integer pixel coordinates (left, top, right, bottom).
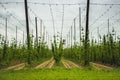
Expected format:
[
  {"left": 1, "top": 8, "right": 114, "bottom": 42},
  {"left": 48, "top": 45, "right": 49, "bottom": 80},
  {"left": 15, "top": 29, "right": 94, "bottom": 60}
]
[{"left": 0, "top": 0, "right": 120, "bottom": 46}]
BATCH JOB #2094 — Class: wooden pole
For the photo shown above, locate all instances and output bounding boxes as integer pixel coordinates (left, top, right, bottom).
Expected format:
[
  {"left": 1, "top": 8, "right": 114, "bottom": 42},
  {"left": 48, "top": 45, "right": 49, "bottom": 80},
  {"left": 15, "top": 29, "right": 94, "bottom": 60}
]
[
  {"left": 61, "top": 5, "right": 64, "bottom": 39},
  {"left": 16, "top": 26, "right": 17, "bottom": 45},
  {"left": 79, "top": 7, "right": 81, "bottom": 46},
  {"left": 24, "top": 0, "right": 30, "bottom": 64},
  {"left": 108, "top": 19, "right": 110, "bottom": 36},
  {"left": 35, "top": 17, "right": 38, "bottom": 46},
  {"left": 5, "top": 18, "right": 7, "bottom": 41},
  {"left": 71, "top": 26, "right": 72, "bottom": 48},
  {"left": 24, "top": 0, "right": 30, "bottom": 49},
  {"left": 69, "top": 31, "right": 70, "bottom": 46},
  {"left": 97, "top": 27, "right": 99, "bottom": 44},
  {"left": 85, "top": 0, "right": 90, "bottom": 46},
  {"left": 84, "top": 0, "right": 90, "bottom": 65},
  {"left": 48, "top": 34, "right": 49, "bottom": 46},
  {"left": 43, "top": 26, "right": 45, "bottom": 41},
  {"left": 46, "top": 31, "right": 47, "bottom": 43},
  {"left": 40, "top": 20, "right": 42, "bottom": 39},
  {"left": 74, "top": 18, "right": 76, "bottom": 45}
]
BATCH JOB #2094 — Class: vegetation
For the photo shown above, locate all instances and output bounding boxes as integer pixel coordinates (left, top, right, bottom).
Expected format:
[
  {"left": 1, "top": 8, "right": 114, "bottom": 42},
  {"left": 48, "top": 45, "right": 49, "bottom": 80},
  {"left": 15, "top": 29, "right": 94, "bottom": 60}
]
[
  {"left": 0, "top": 29, "right": 120, "bottom": 68},
  {"left": 0, "top": 34, "right": 52, "bottom": 68},
  {"left": 0, "top": 68, "right": 120, "bottom": 80},
  {"left": 63, "top": 34, "right": 120, "bottom": 66},
  {"left": 52, "top": 36, "right": 63, "bottom": 65}
]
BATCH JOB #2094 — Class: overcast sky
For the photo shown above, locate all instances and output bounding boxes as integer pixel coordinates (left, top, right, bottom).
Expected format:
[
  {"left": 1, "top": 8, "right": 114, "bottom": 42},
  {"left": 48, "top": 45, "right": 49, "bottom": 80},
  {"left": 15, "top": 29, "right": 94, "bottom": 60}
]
[{"left": 0, "top": 0, "right": 120, "bottom": 46}]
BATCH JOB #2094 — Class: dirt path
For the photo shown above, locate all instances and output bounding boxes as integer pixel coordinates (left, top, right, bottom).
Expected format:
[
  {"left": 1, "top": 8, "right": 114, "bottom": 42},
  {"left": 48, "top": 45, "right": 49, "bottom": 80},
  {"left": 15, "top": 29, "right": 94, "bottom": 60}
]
[
  {"left": 90, "top": 62, "right": 113, "bottom": 70},
  {"left": 62, "top": 60, "right": 71, "bottom": 68},
  {"left": 6, "top": 63, "right": 25, "bottom": 70},
  {"left": 62, "top": 59, "right": 81, "bottom": 68},
  {"left": 47, "top": 60, "right": 55, "bottom": 68},
  {"left": 35, "top": 57, "right": 55, "bottom": 69}
]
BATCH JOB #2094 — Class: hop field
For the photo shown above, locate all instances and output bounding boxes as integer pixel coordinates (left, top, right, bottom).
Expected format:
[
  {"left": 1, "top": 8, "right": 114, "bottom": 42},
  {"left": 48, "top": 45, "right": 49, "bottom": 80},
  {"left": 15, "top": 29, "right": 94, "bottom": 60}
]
[{"left": 0, "top": 0, "right": 120, "bottom": 80}]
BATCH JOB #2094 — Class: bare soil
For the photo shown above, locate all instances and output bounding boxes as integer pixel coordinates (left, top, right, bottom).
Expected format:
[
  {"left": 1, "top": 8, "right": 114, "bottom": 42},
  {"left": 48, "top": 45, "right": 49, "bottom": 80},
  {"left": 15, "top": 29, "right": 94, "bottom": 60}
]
[
  {"left": 5, "top": 63, "right": 25, "bottom": 70},
  {"left": 90, "top": 62, "right": 113, "bottom": 70},
  {"left": 35, "top": 57, "right": 55, "bottom": 69},
  {"left": 61, "top": 59, "right": 81, "bottom": 68}
]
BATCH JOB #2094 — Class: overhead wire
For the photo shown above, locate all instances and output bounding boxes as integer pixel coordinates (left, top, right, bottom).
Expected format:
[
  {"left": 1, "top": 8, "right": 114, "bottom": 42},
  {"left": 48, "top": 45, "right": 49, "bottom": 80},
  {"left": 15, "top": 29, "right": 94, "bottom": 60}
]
[
  {"left": 91, "top": 8, "right": 120, "bottom": 33},
  {"left": 0, "top": 3, "right": 25, "bottom": 31},
  {"left": 1, "top": 2, "right": 120, "bottom": 6},
  {"left": 1, "top": 1, "right": 120, "bottom": 43},
  {"left": 90, "top": 5, "right": 113, "bottom": 28}
]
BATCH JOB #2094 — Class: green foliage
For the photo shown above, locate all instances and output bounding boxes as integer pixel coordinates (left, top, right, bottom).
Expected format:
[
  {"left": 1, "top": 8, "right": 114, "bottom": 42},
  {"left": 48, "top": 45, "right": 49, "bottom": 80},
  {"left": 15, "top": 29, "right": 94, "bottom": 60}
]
[
  {"left": 0, "top": 34, "right": 52, "bottom": 68},
  {"left": 52, "top": 37, "right": 63, "bottom": 64},
  {"left": 63, "top": 34, "right": 120, "bottom": 66}
]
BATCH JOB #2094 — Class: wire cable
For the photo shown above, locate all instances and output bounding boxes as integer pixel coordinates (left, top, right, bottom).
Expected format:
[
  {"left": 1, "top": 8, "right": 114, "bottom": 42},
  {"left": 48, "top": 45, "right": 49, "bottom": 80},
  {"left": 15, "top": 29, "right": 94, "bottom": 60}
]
[{"left": 1, "top": 2, "right": 120, "bottom": 6}]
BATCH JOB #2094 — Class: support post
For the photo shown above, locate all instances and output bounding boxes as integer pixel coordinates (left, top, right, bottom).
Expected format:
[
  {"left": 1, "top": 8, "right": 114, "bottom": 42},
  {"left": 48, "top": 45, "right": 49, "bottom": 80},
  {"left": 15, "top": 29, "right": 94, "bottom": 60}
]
[
  {"left": 79, "top": 7, "right": 81, "bottom": 46},
  {"left": 16, "top": 26, "right": 17, "bottom": 45},
  {"left": 74, "top": 18, "right": 76, "bottom": 45},
  {"left": 71, "top": 26, "right": 72, "bottom": 48},
  {"left": 35, "top": 17, "right": 38, "bottom": 46},
  {"left": 24, "top": 0, "right": 30, "bottom": 64},
  {"left": 84, "top": 0, "right": 90, "bottom": 65},
  {"left": 5, "top": 18, "right": 7, "bottom": 41}
]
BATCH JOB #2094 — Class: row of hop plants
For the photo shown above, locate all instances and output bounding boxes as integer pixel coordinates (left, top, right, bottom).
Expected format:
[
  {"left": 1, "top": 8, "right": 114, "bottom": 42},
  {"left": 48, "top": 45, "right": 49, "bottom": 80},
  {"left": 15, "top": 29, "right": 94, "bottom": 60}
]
[
  {"left": 63, "top": 34, "right": 120, "bottom": 66},
  {"left": 51, "top": 36, "right": 63, "bottom": 65},
  {"left": 0, "top": 34, "right": 52, "bottom": 68}
]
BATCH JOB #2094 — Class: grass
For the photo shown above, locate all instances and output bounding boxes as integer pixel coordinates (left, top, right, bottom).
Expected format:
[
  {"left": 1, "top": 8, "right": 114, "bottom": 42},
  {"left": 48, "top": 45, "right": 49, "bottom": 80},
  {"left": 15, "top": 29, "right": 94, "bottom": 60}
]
[{"left": 0, "top": 67, "right": 120, "bottom": 80}]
